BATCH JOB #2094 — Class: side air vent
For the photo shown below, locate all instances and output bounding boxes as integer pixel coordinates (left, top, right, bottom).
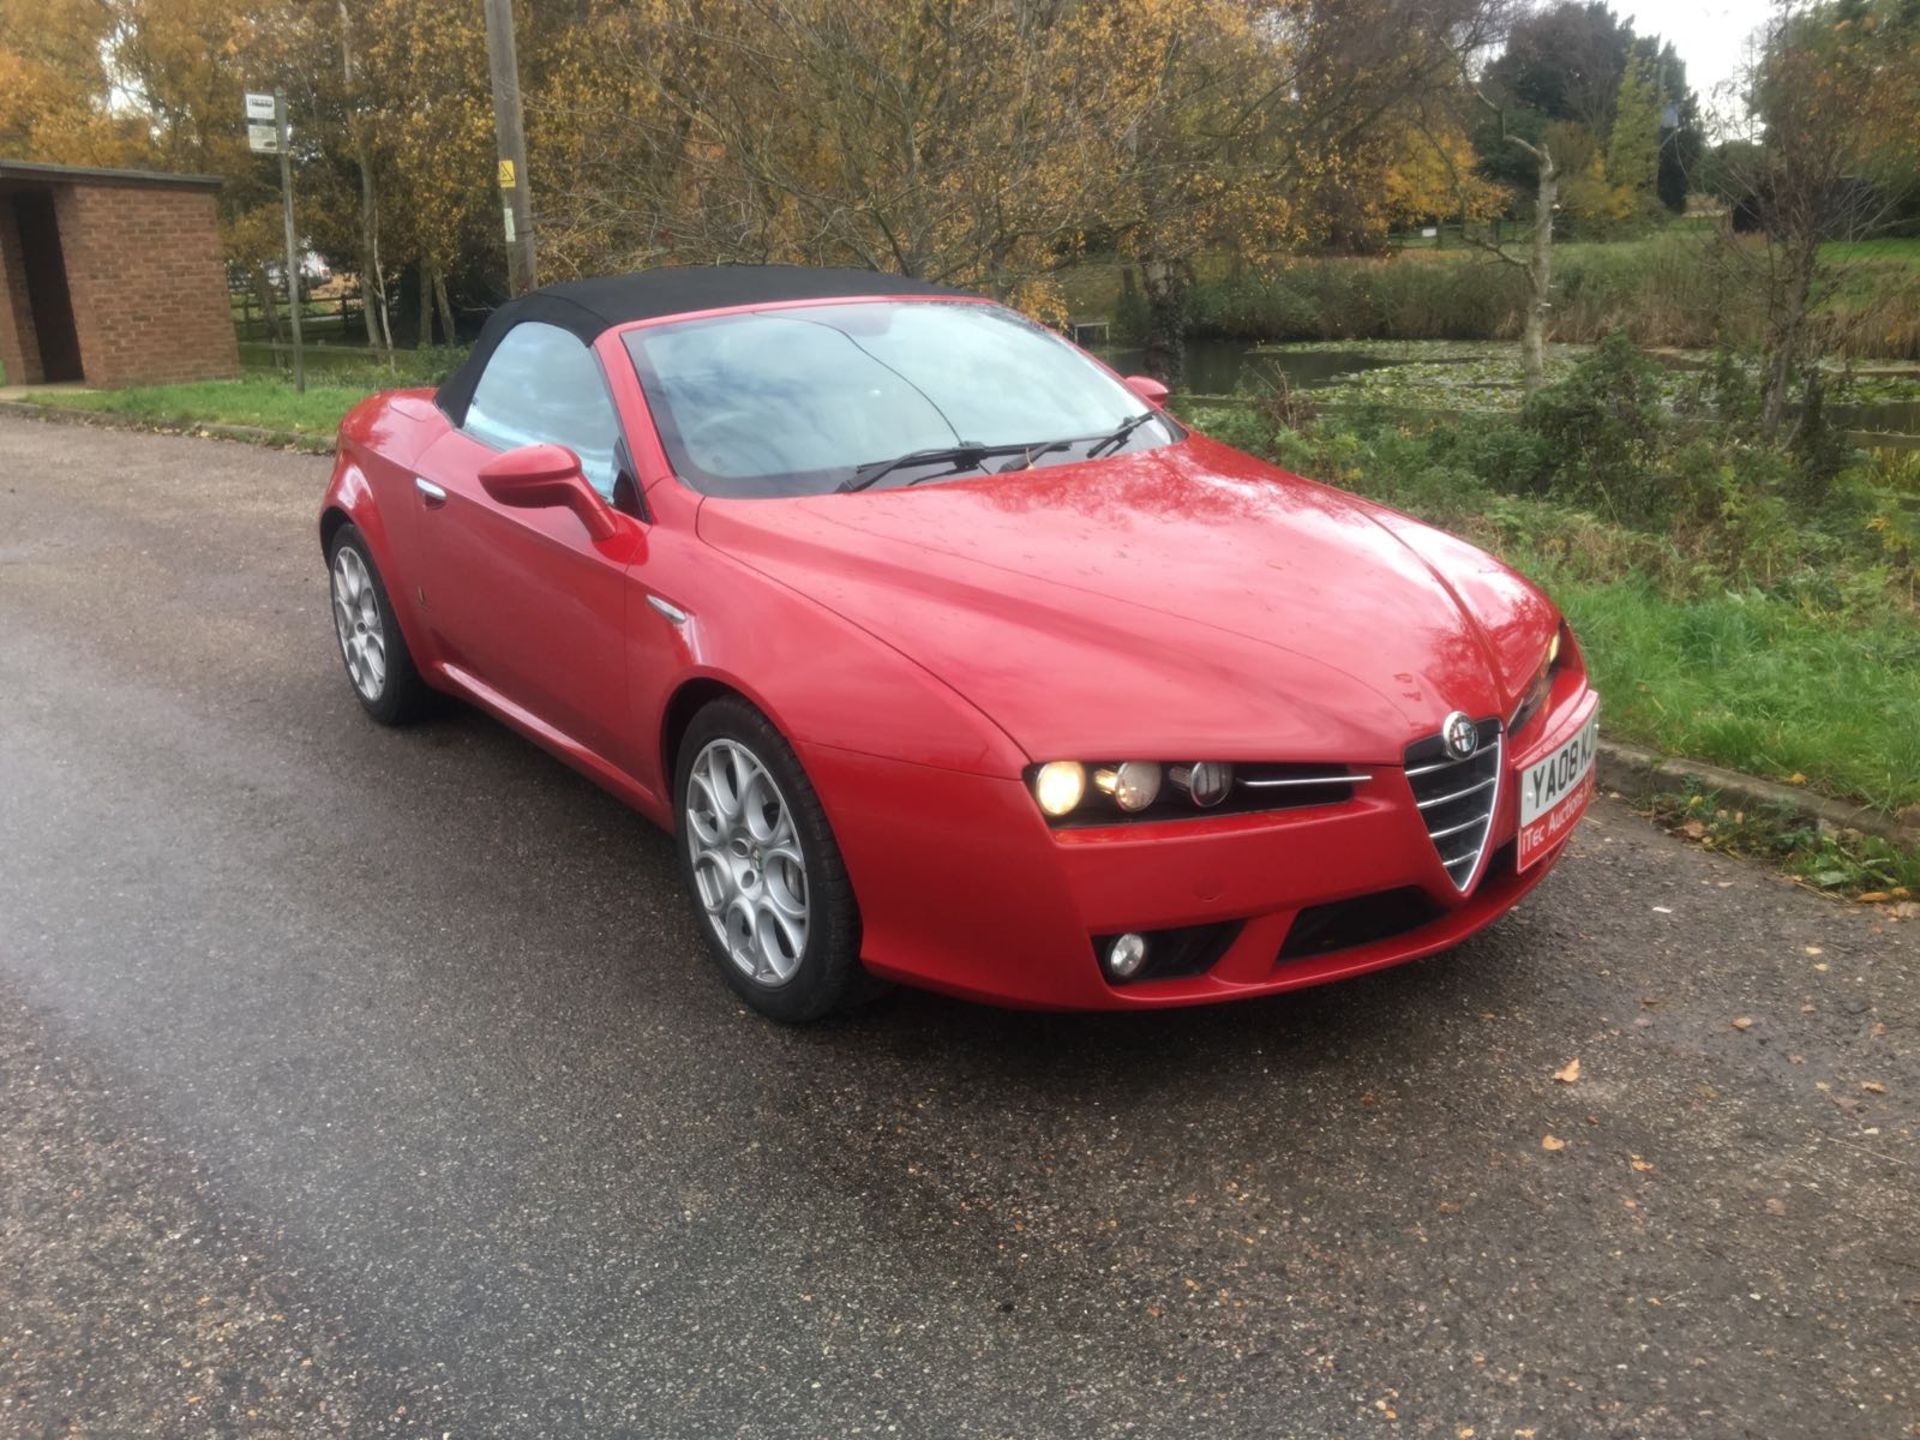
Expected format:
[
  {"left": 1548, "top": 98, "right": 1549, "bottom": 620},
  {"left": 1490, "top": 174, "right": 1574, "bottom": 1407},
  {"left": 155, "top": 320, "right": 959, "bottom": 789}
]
[{"left": 1404, "top": 719, "right": 1501, "bottom": 893}]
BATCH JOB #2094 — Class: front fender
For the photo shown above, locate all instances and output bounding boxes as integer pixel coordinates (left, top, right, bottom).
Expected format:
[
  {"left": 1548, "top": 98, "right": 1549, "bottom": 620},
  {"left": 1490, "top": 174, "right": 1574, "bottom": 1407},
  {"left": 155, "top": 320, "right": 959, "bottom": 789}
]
[{"left": 623, "top": 513, "right": 1029, "bottom": 817}]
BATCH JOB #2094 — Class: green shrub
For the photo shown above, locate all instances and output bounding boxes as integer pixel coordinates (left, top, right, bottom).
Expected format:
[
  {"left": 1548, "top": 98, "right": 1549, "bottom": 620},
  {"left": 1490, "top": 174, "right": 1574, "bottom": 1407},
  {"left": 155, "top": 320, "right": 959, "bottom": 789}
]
[{"left": 1517, "top": 333, "right": 1669, "bottom": 518}]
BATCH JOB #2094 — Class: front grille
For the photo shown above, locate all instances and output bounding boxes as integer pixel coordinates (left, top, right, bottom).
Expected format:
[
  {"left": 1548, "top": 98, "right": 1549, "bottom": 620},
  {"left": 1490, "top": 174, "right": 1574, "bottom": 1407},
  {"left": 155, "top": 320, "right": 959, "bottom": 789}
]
[{"left": 1404, "top": 718, "right": 1502, "bottom": 892}]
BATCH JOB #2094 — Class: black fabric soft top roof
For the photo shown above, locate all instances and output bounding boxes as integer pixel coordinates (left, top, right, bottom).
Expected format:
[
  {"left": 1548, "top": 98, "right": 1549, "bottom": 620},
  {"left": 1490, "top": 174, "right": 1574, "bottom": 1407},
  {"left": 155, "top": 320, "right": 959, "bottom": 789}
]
[{"left": 436, "top": 265, "right": 972, "bottom": 426}]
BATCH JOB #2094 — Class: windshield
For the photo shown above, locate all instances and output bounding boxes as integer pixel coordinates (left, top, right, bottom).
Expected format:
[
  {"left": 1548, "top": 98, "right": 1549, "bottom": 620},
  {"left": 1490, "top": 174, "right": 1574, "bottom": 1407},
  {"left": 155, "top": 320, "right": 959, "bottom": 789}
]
[{"left": 622, "top": 300, "right": 1178, "bottom": 497}]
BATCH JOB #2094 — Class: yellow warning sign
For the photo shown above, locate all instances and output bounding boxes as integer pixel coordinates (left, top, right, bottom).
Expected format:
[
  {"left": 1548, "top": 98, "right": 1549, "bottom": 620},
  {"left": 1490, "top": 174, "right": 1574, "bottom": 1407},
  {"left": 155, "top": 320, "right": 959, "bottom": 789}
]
[{"left": 497, "top": 159, "right": 516, "bottom": 189}]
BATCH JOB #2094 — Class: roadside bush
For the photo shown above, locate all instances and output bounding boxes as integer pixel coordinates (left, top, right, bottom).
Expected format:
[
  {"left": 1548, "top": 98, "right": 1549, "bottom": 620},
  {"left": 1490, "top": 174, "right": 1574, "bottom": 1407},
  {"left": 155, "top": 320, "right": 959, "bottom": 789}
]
[{"left": 1517, "top": 333, "right": 1669, "bottom": 519}]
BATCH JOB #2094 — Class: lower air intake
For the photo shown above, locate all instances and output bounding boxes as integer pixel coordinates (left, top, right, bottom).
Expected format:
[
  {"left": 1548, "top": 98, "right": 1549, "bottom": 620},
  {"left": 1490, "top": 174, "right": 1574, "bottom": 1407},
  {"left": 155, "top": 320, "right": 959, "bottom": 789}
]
[{"left": 1404, "top": 719, "right": 1502, "bottom": 893}]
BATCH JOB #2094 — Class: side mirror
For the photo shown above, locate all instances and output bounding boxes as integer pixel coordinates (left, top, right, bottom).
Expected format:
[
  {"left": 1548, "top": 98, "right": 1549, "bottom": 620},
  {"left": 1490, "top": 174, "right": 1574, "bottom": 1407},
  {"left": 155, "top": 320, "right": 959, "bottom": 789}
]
[
  {"left": 1123, "top": 374, "right": 1170, "bottom": 408},
  {"left": 478, "top": 443, "right": 618, "bottom": 542}
]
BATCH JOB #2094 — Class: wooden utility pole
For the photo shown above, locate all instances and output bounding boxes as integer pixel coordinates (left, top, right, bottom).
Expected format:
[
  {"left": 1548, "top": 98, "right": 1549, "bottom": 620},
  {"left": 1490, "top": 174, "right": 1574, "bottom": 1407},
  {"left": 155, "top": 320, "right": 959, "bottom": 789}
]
[
  {"left": 482, "top": 0, "right": 536, "bottom": 294},
  {"left": 275, "top": 87, "right": 305, "bottom": 394}
]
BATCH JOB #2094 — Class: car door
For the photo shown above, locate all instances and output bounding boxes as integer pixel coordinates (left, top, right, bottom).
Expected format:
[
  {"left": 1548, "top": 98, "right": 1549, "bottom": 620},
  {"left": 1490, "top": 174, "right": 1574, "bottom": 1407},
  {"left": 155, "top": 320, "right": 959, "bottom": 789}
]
[{"left": 410, "top": 320, "right": 638, "bottom": 764}]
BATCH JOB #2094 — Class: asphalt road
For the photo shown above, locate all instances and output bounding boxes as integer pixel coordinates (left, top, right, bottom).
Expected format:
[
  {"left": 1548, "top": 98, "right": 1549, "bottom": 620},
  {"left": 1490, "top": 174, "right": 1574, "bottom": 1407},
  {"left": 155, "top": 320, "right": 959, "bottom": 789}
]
[{"left": 1, "top": 413, "right": 1916, "bottom": 1440}]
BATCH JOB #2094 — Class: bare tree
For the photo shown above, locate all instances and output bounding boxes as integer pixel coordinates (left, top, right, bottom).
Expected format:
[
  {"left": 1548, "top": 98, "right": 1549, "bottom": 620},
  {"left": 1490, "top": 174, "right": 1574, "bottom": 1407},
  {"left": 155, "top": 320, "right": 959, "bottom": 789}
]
[
  {"left": 1711, "top": 1, "right": 1918, "bottom": 437},
  {"left": 1432, "top": 5, "right": 1558, "bottom": 394}
]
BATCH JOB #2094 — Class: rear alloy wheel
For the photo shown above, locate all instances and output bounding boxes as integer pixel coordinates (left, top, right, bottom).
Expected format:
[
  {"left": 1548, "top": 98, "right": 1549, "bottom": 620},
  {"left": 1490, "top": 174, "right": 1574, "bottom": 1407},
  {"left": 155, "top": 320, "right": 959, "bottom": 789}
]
[
  {"left": 326, "top": 523, "right": 432, "bottom": 725},
  {"left": 675, "top": 698, "right": 865, "bottom": 1021}
]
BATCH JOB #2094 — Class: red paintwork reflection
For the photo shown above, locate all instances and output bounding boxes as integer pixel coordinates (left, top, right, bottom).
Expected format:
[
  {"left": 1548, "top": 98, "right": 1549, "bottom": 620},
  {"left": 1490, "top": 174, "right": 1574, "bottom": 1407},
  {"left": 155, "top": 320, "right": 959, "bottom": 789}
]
[{"left": 320, "top": 297, "right": 1593, "bottom": 1011}]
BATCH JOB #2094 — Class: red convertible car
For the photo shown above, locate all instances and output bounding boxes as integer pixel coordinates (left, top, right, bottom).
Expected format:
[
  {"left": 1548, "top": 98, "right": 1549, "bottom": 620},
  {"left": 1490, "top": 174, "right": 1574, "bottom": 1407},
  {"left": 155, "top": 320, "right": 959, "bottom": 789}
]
[{"left": 321, "top": 266, "right": 1598, "bottom": 1021}]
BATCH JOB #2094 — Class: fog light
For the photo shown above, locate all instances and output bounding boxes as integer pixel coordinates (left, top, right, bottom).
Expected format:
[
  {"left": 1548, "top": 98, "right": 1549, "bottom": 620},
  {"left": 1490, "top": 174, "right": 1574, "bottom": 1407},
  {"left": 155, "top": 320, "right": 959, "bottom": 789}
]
[
  {"left": 1094, "top": 761, "right": 1162, "bottom": 812},
  {"left": 1106, "top": 932, "right": 1149, "bottom": 979},
  {"left": 1033, "top": 761, "right": 1086, "bottom": 816}
]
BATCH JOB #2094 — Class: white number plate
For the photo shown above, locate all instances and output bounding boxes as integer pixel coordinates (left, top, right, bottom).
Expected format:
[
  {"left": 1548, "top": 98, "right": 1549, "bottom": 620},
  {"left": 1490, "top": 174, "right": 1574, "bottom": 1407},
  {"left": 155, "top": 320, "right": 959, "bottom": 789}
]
[{"left": 1518, "top": 714, "right": 1597, "bottom": 870}]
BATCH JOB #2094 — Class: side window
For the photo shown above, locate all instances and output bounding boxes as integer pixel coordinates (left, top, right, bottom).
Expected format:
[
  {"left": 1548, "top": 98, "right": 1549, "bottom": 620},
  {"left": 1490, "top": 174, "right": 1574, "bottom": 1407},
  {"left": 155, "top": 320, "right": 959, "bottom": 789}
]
[{"left": 465, "top": 320, "right": 622, "bottom": 499}]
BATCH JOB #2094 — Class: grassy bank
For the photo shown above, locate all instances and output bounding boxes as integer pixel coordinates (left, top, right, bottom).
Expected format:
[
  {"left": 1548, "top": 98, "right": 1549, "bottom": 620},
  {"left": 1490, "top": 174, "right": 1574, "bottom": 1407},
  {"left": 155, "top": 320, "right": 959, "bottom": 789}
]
[
  {"left": 1180, "top": 338, "right": 1920, "bottom": 868},
  {"left": 13, "top": 346, "right": 461, "bottom": 441},
  {"left": 1089, "top": 236, "right": 1920, "bottom": 359}
]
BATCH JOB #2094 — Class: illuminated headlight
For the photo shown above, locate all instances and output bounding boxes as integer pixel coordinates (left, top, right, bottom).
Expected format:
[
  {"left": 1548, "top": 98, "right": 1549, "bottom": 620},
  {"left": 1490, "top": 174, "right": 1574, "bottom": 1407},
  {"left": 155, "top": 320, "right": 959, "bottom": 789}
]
[
  {"left": 1032, "top": 760, "right": 1087, "bottom": 816},
  {"left": 1093, "top": 761, "right": 1162, "bottom": 812},
  {"left": 1512, "top": 626, "right": 1568, "bottom": 734}
]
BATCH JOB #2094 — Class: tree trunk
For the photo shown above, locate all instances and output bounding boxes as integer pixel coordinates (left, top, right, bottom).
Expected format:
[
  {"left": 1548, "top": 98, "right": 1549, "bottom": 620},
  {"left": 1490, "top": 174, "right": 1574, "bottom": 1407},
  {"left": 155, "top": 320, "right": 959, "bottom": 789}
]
[
  {"left": 1761, "top": 236, "right": 1819, "bottom": 438},
  {"left": 340, "top": 0, "right": 391, "bottom": 363},
  {"left": 1139, "top": 256, "right": 1189, "bottom": 387},
  {"left": 433, "top": 269, "right": 456, "bottom": 345},
  {"left": 1521, "top": 146, "right": 1557, "bottom": 395},
  {"left": 418, "top": 259, "right": 435, "bottom": 347},
  {"left": 252, "top": 265, "right": 284, "bottom": 346},
  {"left": 357, "top": 153, "right": 390, "bottom": 359}
]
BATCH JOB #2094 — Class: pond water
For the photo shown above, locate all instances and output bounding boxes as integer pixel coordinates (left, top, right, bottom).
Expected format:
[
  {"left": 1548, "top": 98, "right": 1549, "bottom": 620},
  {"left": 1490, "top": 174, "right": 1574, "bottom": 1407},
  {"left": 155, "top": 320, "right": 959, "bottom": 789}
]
[
  {"left": 1098, "top": 342, "right": 1404, "bottom": 398},
  {"left": 1095, "top": 338, "right": 1920, "bottom": 442}
]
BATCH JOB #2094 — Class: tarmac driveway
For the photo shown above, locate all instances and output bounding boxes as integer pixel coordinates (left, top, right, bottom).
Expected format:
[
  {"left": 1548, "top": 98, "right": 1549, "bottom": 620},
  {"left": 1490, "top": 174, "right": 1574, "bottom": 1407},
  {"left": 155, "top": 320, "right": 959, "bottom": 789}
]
[{"left": 1, "top": 414, "right": 1915, "bottom": 1438}]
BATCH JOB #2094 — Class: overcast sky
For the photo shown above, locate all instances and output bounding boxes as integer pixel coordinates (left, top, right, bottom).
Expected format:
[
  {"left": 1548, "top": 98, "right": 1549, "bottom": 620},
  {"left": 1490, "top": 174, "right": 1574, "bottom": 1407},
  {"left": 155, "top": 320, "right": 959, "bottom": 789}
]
[{"left": 1620, "top": 0, "right": 1776, "bottom": 127}]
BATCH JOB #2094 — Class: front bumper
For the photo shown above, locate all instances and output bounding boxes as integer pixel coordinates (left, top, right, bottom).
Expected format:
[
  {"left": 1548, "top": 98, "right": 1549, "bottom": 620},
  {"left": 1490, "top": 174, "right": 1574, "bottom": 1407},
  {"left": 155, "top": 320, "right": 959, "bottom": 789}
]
[{"left": 804, "top": 678, "right": 1599, "bottom": 1011}]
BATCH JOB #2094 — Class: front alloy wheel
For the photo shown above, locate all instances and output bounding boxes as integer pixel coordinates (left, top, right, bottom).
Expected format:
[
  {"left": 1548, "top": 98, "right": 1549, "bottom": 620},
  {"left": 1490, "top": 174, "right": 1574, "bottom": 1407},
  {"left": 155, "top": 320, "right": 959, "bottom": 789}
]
[
  {"left": 331, "top": 544, "right": 387, "bottom": 702},
  {"left": 673, "top": 697, "right": 866, "bottom": 1021},
  {"left": 685, "top": 738, "right": 811, "bottom": 985},
  {"left": 325, "top": 523, "right": 431, "bottom": 725}
]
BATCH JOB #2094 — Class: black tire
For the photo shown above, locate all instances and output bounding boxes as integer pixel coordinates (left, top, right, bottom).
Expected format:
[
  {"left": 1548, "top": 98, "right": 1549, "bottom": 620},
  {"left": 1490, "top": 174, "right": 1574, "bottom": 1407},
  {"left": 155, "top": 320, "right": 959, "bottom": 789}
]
[
  {"left": 673, "top": 696, "right": 867, "bottom": 1022},
  {"left": 325, "top": 523, "right": 433, "bottom": 725}
]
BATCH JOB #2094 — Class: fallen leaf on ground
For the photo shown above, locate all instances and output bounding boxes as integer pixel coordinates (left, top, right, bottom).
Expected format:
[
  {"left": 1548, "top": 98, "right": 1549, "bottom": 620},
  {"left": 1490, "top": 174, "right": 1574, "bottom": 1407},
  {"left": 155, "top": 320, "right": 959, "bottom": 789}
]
[
  {"left": 1858, "top": 891, "right": 1891, "bottom": 903},
  {"left": 1553, "top": 1059, "right": 1582, "bottom": 1084},
  {"left": 1731, "top": 1016, "right": 1754, "bottom": 1031},
  {"left": 1766, "top": 1198, "right": 1787, "bottom": 1216},
  {"left": 1788, "top": 773, "right": 1806, "bottom": 785},
  {"left": 1630, "top": 1156, "right": 1654, "bottom": 1172},
  {"left": 1862, "top": 1081, "right": 1887, "bottom": 1095},
  {"left": 1540, "top": 1135, "right": 1567, "bottom": 1152},
  {"left": 1804, "top": 946, "right": 1823, "bottom": 956}
]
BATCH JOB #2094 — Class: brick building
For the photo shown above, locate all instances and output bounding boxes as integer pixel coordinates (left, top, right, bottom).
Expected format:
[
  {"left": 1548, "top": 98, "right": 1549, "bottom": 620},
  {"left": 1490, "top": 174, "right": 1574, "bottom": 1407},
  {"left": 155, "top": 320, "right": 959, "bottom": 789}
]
[{"left": 0, "top": 160, "right": 239, "bottom": 389}]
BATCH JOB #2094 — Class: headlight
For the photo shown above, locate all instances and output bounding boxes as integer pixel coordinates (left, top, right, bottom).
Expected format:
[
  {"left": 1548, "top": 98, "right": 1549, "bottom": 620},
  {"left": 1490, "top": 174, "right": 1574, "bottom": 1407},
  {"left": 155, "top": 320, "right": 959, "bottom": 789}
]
[
  {"left": 1512, "top": 624, "right": 1570, "bottom": 736},
  {"left": 1029, "top": 758, "right": 1240, "bottom": 822},
  {"left": 1032, "top": 760, "right": 1086, "bottom": 816},
  {"left": 1172, "top": 761, "right": 1234, "bottom": 807},
  {"left": 1094, "top": 761, "right": 1162, "bottom": 812}
]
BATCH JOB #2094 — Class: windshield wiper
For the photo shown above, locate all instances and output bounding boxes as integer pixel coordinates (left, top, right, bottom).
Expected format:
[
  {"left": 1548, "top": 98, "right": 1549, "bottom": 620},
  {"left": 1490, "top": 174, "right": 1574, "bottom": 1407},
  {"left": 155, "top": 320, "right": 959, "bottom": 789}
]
[
  {"left": 1084, "top": 411, "right": 1159, "bottom": 459},
  {"left": 838, "top": 441, "right": 1036, "bottom": 493}
]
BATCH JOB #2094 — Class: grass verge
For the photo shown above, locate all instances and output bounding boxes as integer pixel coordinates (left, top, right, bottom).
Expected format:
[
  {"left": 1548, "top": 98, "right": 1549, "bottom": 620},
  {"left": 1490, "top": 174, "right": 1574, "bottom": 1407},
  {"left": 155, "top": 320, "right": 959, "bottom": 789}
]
[
  {"left": 19, "top": 375, "right": 375, "bottom": 439},
  {"left": 1645, "top": 784, "right": 1920, "bottom": 897},
  {"left": 13, "top": 347, "right": 462, "bottom": 442},
  {"left": 1179, "top": 347, "right": 1920, "bottom": 832}
]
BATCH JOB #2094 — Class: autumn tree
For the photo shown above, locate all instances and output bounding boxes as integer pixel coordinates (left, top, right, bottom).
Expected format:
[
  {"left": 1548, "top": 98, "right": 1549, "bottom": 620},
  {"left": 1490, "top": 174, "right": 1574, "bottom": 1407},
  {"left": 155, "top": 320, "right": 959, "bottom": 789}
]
[
  {"left": 1108, "top": 0, "right": 1506, "bottom": 375},
  {"left": 1714, "top": 0, "right": 1920, "bottom": 435},
  {"left": 0, "top": 0, "right": 142, "bottom": 164}
]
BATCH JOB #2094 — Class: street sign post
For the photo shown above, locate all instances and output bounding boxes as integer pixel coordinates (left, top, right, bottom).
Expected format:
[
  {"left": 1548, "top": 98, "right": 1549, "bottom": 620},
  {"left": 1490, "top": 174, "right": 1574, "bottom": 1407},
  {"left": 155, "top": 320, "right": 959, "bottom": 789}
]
[{"left": 246, "top": 89, "right": 303, "bottom": 393}]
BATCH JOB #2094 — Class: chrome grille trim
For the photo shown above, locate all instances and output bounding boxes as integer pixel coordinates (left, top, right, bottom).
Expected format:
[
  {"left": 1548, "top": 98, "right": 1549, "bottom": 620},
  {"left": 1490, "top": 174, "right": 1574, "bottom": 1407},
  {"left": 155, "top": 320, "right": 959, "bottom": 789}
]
[
  {"left": 1403, "top": 720, "right": 1502, "bottom": 893},
  {"left": 1238, "top": 773, "right": 1371, "bottom": 790},
  {"left": 1415, "top": 774, "right": 1496, "bottom": 810}
]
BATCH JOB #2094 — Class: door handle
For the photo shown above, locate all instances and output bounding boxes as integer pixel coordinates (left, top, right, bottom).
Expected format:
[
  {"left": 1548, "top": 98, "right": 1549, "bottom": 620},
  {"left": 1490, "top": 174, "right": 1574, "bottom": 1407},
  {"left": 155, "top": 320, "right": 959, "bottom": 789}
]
[{"left": 414, "top": 477, "right": 448, "bottom": 507}]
